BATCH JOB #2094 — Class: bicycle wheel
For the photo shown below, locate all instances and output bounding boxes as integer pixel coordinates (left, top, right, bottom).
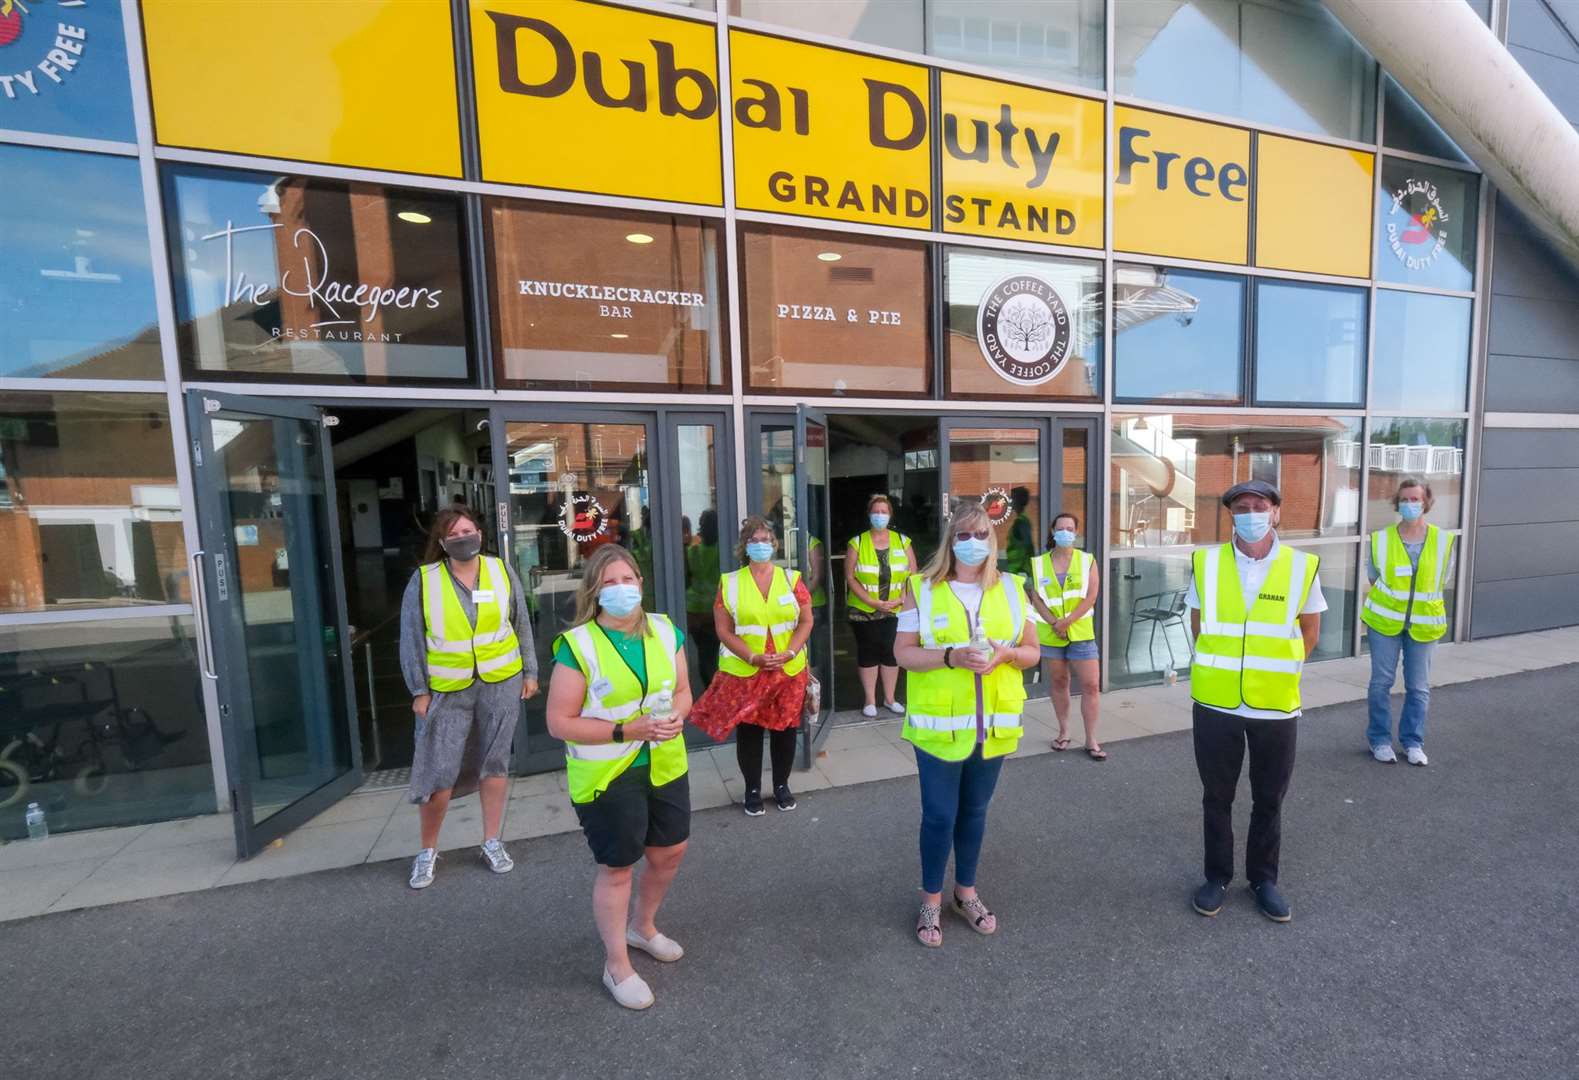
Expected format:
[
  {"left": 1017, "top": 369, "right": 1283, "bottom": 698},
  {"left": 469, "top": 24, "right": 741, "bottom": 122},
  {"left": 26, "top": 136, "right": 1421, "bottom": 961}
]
[{"left": 0, "top": 751, "right": 28, "bottom": 811}]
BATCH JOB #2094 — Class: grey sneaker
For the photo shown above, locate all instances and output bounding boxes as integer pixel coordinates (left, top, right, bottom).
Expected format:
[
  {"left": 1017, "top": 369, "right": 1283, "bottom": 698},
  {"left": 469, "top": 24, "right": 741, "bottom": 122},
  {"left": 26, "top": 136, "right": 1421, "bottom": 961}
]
[
  {"left": 409, "top": 847, "right": 438, "bottom": 889},
  {"left": 1371, "top": 744, "right": 1398, "bottom": 764},
  {"left": 481, "top": 838, "right": 514, "bottom": 874},
  {"left": 1406, "top": 746, "right": 1429, "bottom": 767}
]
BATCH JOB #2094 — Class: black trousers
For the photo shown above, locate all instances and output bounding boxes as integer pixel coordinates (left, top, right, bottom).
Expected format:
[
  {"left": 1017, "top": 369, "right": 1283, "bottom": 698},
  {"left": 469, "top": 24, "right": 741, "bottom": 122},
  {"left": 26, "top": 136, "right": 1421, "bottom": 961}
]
[
  {"left": 1192, "top": 703, "right": 1298, "bottom": 886},
  {"left": 736, "top": 722, "right": 797, "bottom": 793}
]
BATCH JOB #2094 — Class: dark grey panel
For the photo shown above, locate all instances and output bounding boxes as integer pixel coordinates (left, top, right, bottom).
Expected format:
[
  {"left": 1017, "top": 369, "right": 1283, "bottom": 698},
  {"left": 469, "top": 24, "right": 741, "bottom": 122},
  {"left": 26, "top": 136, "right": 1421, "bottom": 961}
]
[
  {"left": 1474, "top": 466, "right": 1579, "bottom": 523},
  {"left": 1480, "top": 427, "right": 1579, "bottom": 468},
  {"left": 1483, "top": 353, "right": 1579, "bottom": 411},
  {"left": 1507, "top": 46, "right": 1579, "bottom": 122},
  {"left": 1472, "top": 521, "right": 1579, "bottom": 580},
  {"left": 1487, "top": 294, "right": 1579, "bottom": 359},
  {"left": 1470, "top": 573, "right": 1579, "bottom": 636},
  {"left": 1509, "top": 1, "right": 1579, "bottom": 60},
  {"left": 1492, "top": 198, "right": 1579, "bottom": 303}
]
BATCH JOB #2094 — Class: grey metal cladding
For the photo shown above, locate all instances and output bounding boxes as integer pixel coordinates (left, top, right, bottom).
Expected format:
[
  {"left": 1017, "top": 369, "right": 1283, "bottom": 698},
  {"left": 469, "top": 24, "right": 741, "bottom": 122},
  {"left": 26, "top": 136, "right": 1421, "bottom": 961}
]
[
  {"left": 1470, "top": 573, "right": 1579, "bottom": 637},
  {"left": 1472, "top": 522, "right": 1579, "bottom": 580},
  {"left": 1474, "top": 467, "right": 1579, "bottom": 524},
  {"left": 1480, "top": 428, "right": 1579, "bottom": 468}
]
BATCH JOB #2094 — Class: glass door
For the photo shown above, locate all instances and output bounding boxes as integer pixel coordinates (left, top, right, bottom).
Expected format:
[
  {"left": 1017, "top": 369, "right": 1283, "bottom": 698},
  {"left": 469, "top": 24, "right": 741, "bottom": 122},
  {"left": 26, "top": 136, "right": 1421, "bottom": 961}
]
[{"left": 186, "top": 391, "right": 359, "bottom": 858}]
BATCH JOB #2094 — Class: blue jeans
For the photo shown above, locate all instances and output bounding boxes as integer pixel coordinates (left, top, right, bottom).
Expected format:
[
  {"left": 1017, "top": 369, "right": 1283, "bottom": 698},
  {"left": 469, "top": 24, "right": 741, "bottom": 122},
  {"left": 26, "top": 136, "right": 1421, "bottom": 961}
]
[
  {"left": 1366, "top": 627, "right": 1435, "bottom": 749},
  {"left": 915, "top": 745, "right": 1004, "bottom": 894}
]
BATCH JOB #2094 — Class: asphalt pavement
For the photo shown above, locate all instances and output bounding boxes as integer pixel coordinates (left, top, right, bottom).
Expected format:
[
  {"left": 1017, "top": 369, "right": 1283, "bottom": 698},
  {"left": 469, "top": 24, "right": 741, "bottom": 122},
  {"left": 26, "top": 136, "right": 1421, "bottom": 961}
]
[{"left": 8, "top": 665, "right": 1578, "bottom": 1080}]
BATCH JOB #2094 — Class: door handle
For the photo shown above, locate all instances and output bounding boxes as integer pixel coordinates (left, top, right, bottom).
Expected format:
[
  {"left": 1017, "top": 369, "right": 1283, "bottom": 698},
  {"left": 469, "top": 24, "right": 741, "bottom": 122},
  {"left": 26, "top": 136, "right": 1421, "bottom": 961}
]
[{"left": 190, "top": 549, "right": 218, "bottom": 680}]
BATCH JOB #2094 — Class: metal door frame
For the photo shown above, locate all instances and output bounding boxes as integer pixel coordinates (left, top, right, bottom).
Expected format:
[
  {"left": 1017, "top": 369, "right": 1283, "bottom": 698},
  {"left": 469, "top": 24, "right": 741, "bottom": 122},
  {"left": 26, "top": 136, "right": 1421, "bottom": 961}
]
[{"left": 795, "top": 405, "right": 836, "bottom": 765}]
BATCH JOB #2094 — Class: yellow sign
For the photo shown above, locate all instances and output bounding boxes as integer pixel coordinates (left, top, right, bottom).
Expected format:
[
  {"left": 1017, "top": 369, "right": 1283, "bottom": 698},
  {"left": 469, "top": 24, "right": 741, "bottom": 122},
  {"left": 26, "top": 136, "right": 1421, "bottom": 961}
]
[
  {"left": 142, "top": 0, "right": 462, "bottom": 178},
  {"left": 939, "top": 74, "right": 1103, "bottom": 248},
  {"left": 1255, "top": 135, "right": 1374, "bottom": 278},
  {"left": 730, "top": 30, "right": 931, "bottom": 229},
  {"left": 471, "top": 0, "right": 723, "bottom": 204},
  {"left": 1113, "top": 106, "right": 1250, "bottom": 264}
]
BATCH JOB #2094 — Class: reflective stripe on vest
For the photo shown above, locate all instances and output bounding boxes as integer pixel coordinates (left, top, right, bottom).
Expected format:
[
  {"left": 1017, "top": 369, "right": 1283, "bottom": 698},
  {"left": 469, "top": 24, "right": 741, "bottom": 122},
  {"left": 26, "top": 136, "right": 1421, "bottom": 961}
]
[
  {"left": 718, "top": 566, "right": 806, "bottom": 677},
  {"left": 420, "top": 556, "right": 523, "bottom": 693},
  {"left": 560, "top": 614, "right": 687, "bottom": 804},
  {"left": 1189, "top": 544, "right": 1317, "bottom": 713},
  {"left": 903, "top": 576, "right": 1027, "bottom": 761},
  {"left": 848, "top": 530, "right": 910, "bottom": 613},
  {"left": 1361, "top": 525, "right": 1454, "bottom": 643},
  {"left": 1030, "top": 549, "right": 1096, "bottom": 646}
]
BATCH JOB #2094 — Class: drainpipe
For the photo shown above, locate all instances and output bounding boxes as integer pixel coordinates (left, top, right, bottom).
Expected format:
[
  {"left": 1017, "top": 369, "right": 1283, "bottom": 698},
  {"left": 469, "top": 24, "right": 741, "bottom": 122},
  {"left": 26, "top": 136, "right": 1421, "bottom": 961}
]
[{"left": 1323, "top": 0, "right": 1579, "bottom": 267}]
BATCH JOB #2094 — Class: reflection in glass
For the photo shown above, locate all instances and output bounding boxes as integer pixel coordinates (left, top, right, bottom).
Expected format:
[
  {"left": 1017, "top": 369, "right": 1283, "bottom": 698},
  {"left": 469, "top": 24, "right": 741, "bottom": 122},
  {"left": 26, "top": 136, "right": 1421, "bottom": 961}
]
[
  {"left": 488, "top": 201, "right": 726, "bottom": 391},
  {"left": 742, "top": 226, "right": 931, "bottom": 395},
  {"left": 1116, "top": 0, "right": 1376, "bottom": 142},
  {"left": 0, "top": 393, "right": 187, "bottom": 614},
  {"left": 1114, "top": 265, "right": 1243, "bottom": 402},
  {"left": 928, "top": 0, "right": 1105, "bottom": 89},
  {"left": 802, "top": 418, "right": 834, "bottom": 741},
  {"left": 945, "top": 248, "right": 1103, "bottom": 400},
  {"left": 1108, "top": 553, "right": 1194, "bottom": 687},
  {"left": 1382, "top": 75, "right": 1468, "bottom": 163},
  {"left": 1111, "top": 413, "right": 1362, "bottom": 548},
  {"left": 165, "top": 165, "right": 470, "bottom": 382},
  {"left": 948, "top": 426, "right": 1041, "bottom": 577},
  {"left": 734, "top": 0, "right": 924, "bottom": 51},
  {"left": 0, "top": 617, "right": 215, "bottom": 839},
  {"left": 757, "top": 423, "right": 798, "bottom": 565},
  {"left": 678, "top": 425, "right": 723, "bottom": 688},
  {"left": 0, "top": 3, "right": 135, "bottom": 142},
  {"left": 1371, "top": 290, "right": 1471, "bottom": 413},
  {"left": 1061, "top": 425, "right": 1090, "bottom": 548},
  {"left": 1253, "top": 280, "right": 1366, "bottom": 406},
  {"left": 1375, "top": 158, "right": 1478, "bottom": 292},
  {"left": 1366, "top": 418, "right": 1466, "bottom": 530},
  {"left": 0, "top": 146, "right": 161, "bottom": 378},
  {"left": 1295, "top": 543, "right": 1356, "bottom": 661}
]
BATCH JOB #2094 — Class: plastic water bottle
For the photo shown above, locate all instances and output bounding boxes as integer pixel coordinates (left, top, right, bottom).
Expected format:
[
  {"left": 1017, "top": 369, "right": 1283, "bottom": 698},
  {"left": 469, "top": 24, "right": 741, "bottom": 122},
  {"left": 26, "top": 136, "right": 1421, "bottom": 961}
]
[
  {"left": 969, "top": 624, "right": 991, "bottom": 663},
  {"left": 651, "top": 680, "right": 675, "bottom": 740},
  {"left": 1164, "top": 667, "right": 1179, "bottom": 688},
  {"left": 25, "top": 802, "right": 48, "bottom": 841}
]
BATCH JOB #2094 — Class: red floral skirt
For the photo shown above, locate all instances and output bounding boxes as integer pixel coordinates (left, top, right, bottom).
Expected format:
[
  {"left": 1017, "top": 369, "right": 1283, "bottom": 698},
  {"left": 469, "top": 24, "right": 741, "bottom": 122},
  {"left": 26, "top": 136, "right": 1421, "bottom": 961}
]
[{"left": 690, "top": 668, "right": 806, "bottom": 741}]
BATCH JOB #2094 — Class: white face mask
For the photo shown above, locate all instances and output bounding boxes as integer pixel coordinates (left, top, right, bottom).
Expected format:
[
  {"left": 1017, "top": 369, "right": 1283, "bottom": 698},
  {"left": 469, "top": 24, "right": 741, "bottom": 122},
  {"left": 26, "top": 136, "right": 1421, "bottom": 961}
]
[{"left": 869, "top": 512, "right": 890, "bottom": 529}]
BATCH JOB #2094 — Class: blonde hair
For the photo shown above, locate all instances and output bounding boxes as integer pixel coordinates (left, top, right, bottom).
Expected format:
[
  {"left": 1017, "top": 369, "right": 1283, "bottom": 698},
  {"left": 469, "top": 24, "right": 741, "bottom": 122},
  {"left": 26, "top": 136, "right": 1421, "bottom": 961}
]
[
  {"left": 1393, "top": 476, "right": 1435, "bottom": 512},
  {"left": 866, "top": 493, "right": 893, "bottom": 514},
  {"left": 735, "top": 514, "right": 777, "bottom": 564},
  {"left": 570, "top": 544, "right": 650, "bottom": 638},
  {"left": 920, "top": 501, "right": 1001, "bottom": 590}
]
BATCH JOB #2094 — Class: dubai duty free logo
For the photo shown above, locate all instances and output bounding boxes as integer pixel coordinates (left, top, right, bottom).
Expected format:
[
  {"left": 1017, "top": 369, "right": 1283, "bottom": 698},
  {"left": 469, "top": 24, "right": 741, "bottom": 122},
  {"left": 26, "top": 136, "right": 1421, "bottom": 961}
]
[
  {"left": 0, "top": 1, "right": 90, "bottom": 102},
  {"left": 975, "top": 273, "right": 1072, "bottom": 387},
  {"left": 1384, "top": 177, "right": 1450, "bottom": 272}
]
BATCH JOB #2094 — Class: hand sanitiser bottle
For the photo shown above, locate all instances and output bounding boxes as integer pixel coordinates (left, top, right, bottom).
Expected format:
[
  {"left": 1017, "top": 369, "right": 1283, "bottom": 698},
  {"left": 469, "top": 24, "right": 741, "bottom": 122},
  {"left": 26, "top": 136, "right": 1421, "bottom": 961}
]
[{"left": 25, "top": 802, "right": 48, "bottom": 841}]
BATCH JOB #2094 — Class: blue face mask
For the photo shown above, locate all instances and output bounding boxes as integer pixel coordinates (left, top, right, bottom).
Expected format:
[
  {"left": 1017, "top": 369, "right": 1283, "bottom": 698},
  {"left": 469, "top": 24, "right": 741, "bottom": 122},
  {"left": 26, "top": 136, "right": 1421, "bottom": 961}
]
[
  {"left": 1233, "top": 512, "right": 1272, "bottom": 543},
  {"left": 1398, "top": 501, "right": 1424, "bottom": 522},
  {"left": 869, "top": 513, "right": 890, "bottom": 529},
  {"left": 1052, "top": 529, "right": 1076, "bottom": 548},
  {"left": 952, "top": 537, "right": 991, "bottom": 567},
  {"left": 598, "top": 584, "right": 642, "bottom": 617},
  {"left": 745, "top": 541, "right": 775, "bottom": 563}
]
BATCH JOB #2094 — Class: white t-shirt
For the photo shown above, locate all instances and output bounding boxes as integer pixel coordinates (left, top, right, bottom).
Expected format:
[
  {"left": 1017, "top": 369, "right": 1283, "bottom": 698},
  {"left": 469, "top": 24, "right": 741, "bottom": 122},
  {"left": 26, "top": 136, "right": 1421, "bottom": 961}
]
[
  {"left": 896, "top": 581, "right": 983, "bottom": 633},
  {"left": 1184, "top": 536, "right": 1328, "bottom": 720}
]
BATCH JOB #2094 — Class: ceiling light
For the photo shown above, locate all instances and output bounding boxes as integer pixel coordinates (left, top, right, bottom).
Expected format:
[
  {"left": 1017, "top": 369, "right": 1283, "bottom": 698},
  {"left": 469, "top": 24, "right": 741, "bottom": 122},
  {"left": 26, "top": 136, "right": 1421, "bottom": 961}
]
[
  {"left": 625, "top": 233, "right": 654, "bottom": 245},
  {"left": 817, "top": 251, "right": 842, "bottom": 262},
  {"left": 610, "top": 333, "right": 629, "bottom": 339},
  {"left": 397, "top": 211, "right": 431, "bottom": 224}
]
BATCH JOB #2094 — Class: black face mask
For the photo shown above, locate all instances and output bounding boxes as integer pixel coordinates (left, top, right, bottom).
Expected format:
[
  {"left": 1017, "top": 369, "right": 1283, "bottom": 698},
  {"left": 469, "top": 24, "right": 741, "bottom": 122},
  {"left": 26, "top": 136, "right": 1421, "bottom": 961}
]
[{"left": 441, "top": 534, "right": 482, "bottom": 561}]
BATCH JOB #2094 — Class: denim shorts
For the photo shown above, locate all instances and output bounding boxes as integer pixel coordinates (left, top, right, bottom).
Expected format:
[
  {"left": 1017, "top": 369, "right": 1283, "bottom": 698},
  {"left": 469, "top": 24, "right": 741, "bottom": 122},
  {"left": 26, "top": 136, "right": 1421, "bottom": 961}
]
[{"left": 1041, "top": 640, "right": 1099, "bottom": 661}]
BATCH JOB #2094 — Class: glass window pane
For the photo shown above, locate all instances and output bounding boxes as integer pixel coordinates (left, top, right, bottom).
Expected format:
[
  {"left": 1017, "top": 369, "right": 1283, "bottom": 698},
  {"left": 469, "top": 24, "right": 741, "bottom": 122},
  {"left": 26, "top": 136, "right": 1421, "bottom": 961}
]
[
  {"left": 1366, "top": 418, "right": 1466, "bottom": 529},
  {"left": 1115, "top": 0, "right": 1376, "bottom": 142},
  {"left": 0, "top": 392, "right": 187, "bottom": 614},
  {"left": 742, "top": 225, "right": 931, "bottom": 396},
  {"left": 1294, "top": 542, "right": 1357, "bottom": 660},
  {"left": 946, "top": 426, "right": 1040, "bottom": 576},
  {"left": 1111, "top": 412, "right": 1362, "bottom": 548},
  {"left": 165, "top": 165, "right": 472, "bottom": 383},
  {"left": 678, "top": 425, "right": 723, "bottom": 688},
  {"left": 1382, "top": 75, "right": 1468, "bottom": 163},
  {"left": 945, "top": 247, "right": 1103, "bottom": 401},
  {"left": 1060, "top": 425, "right": 1089, "bottom": 548},
  {"left": 487, "top": 201, "right": 726, "bottom": 392},
  {"left": 0, "top": 616, "right": 216, "bottom": 838},
  {"left": 1253, "top": 281, "right": 1366, "bottom": 406},
  {"left": 1371, "top": 291, "right": 1471, "bottom": 413},
  {"left": 1376, "top": 158, "right": 1479, "bottom": 292},
  {"left": 1109, "top": 552, "right": 1194, "bottom": 687},
  {"left": 928, "top": 0, "right": 1104, "bottom": 89},
  {"left": 0, "top": 146, "right": 161, "bottom": 379},
  {"left": 0, "top": 3, "right": 135, "bottom": 141},
  {"left": 735, "top": 0, "right": 924, "bottom": 52},
  {"left": 1115, "top": 264, "right": 1244, "bottom": 402}
]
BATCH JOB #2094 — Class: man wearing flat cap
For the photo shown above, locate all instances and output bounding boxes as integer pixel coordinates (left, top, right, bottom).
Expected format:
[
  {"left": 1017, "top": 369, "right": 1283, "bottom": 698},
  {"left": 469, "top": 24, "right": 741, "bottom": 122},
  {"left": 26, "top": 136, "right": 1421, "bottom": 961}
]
[{"left": 1184, "top": 479, "right": 1325, "bottom": 923}]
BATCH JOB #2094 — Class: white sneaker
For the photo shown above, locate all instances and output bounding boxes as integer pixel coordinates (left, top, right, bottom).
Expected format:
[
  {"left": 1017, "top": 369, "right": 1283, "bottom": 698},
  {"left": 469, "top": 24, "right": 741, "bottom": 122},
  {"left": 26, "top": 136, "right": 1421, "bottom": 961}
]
[
  {"left": 603, "top": 967, "right": 655, "bottom": 1010},
  {"left": 1371, "top": 744, "right": 1398, "bottom": 764},
  {"left": 861, "top": 704, "right": 878, "bottom": 718},
  {"left": 626, "top": 927, "right": 684, "bottom": 962},
  {"left": 885, "top": 701, "right": 905, "bottom": 715},
  {"left": 409, "top": 847, "right": 438, "bottom": 889},
  {"left": 1406, "top": 746, "right": 1429, "bottom": 767},
  {"left": 481, "top": 838, "right": 514, "bottom": 874}
]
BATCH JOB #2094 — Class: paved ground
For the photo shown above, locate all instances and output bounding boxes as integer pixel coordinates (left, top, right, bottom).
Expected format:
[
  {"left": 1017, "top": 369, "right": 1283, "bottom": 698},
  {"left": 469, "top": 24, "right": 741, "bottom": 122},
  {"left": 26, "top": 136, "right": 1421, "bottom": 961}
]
[{"left": 8, "top": 665, "right": 1577, "bottom": 1080}]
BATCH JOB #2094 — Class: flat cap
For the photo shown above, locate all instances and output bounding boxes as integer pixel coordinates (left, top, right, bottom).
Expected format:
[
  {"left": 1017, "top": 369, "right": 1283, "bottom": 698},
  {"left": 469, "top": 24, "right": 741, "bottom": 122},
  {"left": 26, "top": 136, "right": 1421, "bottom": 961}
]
[{"left": 1221, "top": 479, "right": 1281, "bottom": 508}]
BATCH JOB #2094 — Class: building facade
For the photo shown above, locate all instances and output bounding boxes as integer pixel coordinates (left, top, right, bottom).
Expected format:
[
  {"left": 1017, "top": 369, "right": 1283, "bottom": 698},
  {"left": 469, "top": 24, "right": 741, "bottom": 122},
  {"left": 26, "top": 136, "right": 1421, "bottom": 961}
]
[{"left": 0, "top": 0, "right": 1572, "bottom": 851}]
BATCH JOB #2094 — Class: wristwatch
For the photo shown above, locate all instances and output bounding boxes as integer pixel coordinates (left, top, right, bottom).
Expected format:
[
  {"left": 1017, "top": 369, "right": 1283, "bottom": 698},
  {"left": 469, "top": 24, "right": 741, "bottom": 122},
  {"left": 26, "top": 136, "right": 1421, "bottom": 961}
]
[
  {"left": 943, "top": 647, "right": 954, "bottom": 669},
  {"left": 611, "top": 722, "right": 625, "bottom": 743}
]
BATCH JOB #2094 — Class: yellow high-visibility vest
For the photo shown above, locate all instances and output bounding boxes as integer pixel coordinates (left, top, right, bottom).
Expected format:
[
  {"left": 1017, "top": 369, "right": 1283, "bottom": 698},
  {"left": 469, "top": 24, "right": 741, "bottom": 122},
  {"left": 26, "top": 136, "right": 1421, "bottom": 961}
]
[
  {"left": 848, "top": 530, "right": 910, "bottom": 613},
  {"left": 1361, "top": 525, "right": 1454, "bottom": 643},
  {"left": 1030, "top": 549, "right": 1096, "bottom": 647},
  {"left": 1190, "top": 543, "right": 1318, "bottom": 713},
  {"left": 420, "top": 556, "right": 523, "bottom": 693},
  {"left": 718, "top": 566, "right": 807, "bottom": 677}
]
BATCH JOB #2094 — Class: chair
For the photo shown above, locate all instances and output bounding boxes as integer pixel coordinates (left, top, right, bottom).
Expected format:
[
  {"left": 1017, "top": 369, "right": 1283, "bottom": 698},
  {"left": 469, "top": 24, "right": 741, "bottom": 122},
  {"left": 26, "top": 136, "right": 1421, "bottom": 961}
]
[{"left": 1125, "top": 588, "right": 1193, "bottom": 673}]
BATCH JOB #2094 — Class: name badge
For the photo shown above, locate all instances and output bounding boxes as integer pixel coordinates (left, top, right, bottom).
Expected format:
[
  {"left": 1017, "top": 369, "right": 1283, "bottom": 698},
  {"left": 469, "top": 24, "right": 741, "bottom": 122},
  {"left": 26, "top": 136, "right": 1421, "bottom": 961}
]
[
  {"left": 933, "top": 614, "right": 949, "bottom": 628},
  {"left": 1039, "top": 577, "right": 1052, "bottom": 587},
  {"left": 590, "top": 677, "right": 614, "bottom": 698},
  {"left": 1391, "top": 567, "right": 1412, "bottom": 580},
  {"left": 472, "top": 589, "right": 496, "bottom": 603},
  {"left": 779, "top": 594, "right": 796, "bottom": 607}
]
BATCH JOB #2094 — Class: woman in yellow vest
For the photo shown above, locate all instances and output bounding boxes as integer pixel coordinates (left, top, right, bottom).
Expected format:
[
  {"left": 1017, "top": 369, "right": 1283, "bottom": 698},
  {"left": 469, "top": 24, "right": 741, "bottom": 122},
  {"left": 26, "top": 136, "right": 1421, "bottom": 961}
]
[
  {"left": 690, "top": 515, "right": 812, "bottom": 816},
  {"left": 894, "top": 503, "right": 1040, "bottom": 947},
  {"left": 1362, "top": 477, "right": 1456, "bottom": 767},
  {"left": 544, "top": 544, "right": 693, "bottom": 1011},
  {"left": 844, "top": 494, "right": 917, "bottom": 718},
  {"left": 1026, "top": 512, "right": 1105, "bottom": 760},
  {"left": 400, "top": 507, "right": 536, "bottom": 891}
]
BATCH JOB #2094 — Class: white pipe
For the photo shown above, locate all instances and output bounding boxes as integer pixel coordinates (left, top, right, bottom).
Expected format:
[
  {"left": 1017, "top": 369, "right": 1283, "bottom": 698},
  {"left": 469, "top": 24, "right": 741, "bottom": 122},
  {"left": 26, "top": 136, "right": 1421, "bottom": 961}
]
[{"left": 1324, "top": 0, "right": 1579, "bottom": 265}]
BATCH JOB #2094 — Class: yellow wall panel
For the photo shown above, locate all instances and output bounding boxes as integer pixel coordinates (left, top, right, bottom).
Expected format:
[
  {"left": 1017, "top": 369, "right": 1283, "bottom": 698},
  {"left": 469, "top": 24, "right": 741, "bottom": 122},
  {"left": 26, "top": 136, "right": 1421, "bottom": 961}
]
[
  {"left": 1112, "top": 106, "right": 1250, "bottom": 264},
  {"left": 1255, "top": 135, "right": 1374, "bottom": 278}
]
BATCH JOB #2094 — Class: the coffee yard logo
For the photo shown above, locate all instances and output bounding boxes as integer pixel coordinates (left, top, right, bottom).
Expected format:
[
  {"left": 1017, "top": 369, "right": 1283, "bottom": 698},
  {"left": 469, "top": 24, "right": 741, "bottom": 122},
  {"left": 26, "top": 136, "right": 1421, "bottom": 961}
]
[
  {"left": 976, "top": 273, "right": 1072, "bottom": 386},
  {"left": 1384, "top": 177, "right": 1450, "bottom": 271},
  {"left": 980, "top": 487, "right": 1013, "bottom": 526},
  {"left": 559, "top": 492, "right": 608, "bottom": 543},
  {"left": 0, "top": 0, "right": 90, "bottom": 102}
]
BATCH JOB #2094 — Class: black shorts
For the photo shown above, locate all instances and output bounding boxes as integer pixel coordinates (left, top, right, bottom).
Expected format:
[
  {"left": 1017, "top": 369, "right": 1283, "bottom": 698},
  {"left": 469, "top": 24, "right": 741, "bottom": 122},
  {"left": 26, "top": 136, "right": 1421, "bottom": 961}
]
[
  {"left": 850, "top": 616, "right": 898, "bottom": 668},
  {"left": 573, "top": 765, "right": 691, "bottom": 868}
]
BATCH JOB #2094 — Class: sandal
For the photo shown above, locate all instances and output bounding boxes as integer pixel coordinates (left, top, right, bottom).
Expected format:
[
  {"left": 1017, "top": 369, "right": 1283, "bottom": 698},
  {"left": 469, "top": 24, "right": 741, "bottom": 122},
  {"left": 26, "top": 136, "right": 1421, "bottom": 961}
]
[
  {"left": 1086, "top": 745, "right": 1108, "bottom": 761},
  {"left": 1052, "top": 736, "right": 1072, "bottom": 752},
  {"left": 952, "top": 891, "right": 997, "bottom": 935},
  {"left": 916, "top": 901, "right": 942, "bottom": 948}
]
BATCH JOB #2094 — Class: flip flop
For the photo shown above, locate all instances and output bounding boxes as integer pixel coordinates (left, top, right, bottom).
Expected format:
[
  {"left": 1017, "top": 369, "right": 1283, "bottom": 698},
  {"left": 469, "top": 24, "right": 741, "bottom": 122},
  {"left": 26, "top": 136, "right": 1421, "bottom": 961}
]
[
  {"left": 1086, "top": 746, "right": 1108, "bottom": 761},
  {"left": 1052, "top": 737, "right": 1072, "bottom": 752}
]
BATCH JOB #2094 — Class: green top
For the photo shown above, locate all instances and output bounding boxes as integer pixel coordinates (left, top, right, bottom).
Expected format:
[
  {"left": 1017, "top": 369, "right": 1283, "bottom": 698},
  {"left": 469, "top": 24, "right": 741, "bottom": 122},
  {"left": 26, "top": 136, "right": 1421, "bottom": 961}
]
[{"left": 553, "top": 621, "right": 689, "bottom": 768}]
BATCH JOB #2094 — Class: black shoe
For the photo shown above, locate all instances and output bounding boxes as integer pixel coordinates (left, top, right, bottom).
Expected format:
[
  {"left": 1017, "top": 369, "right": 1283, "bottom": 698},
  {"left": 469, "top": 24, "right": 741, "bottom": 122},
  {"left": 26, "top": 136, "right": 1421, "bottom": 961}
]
[
  {"left": 774, "top": 785, "right": 797, "bottom": 812},
  {"left": 1250, "top": 881, "right": 1292, "bottom": 923},
  {"left": 742, "top": 789, "right": 765, "bottom": 817},
  {"left": 1192, "top": 879, "right": 1228, "bottom": 917}
]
